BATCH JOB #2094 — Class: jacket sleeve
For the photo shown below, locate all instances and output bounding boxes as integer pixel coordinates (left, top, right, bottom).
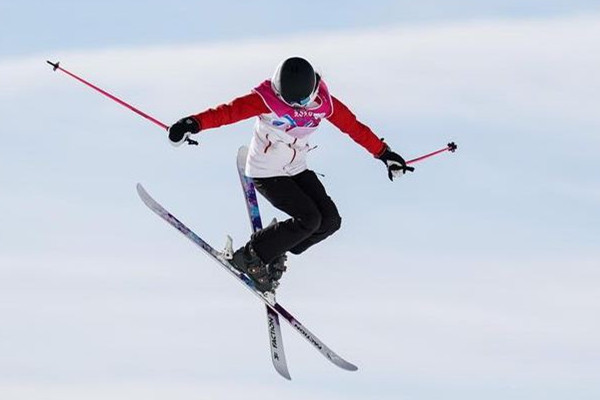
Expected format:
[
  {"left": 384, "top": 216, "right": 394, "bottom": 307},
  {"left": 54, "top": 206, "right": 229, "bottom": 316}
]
[
  {"left": 326, "top": 96, "right": 386, "bottom": 157},
  {"left": 192, "top": 92, "right": 270, "bottom": 130}
]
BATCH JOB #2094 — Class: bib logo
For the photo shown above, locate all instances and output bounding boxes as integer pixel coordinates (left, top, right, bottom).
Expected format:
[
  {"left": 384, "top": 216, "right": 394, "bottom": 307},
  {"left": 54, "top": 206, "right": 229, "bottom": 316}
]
[
  {"left": 271, "top": 112, "right": 327, "bottom": 130},
  {"left": 294, "top": 110, "right": 313, "bottom": 118},
  {"left": 293, "top": 110, "right": 327, "bottom": 119}
]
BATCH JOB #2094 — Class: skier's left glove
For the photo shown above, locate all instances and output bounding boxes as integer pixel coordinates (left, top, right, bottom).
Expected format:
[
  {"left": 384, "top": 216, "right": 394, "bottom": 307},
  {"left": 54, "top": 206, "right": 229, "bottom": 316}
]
[
  {"left": 168, "top": 116, "right": 200, "bottom": 147},
  {"left": 377, "top": 145, "right": 414, "bottom": 181}
]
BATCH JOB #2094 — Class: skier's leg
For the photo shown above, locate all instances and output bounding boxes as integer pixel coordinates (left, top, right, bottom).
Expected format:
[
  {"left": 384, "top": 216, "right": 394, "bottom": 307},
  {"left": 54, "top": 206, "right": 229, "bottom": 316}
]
[
  {"left": 251, "top": 176, "right": 323, "bottom": 263},
  {"left": 288, "top": 170, "right": 342, "bottom": 255}
]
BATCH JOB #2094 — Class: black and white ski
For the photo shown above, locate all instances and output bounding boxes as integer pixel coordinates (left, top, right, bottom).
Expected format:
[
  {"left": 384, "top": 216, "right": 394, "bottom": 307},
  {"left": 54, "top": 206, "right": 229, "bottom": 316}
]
[
  {"left": 136, "top": 183, "right": 358, "bottom": 373},
  {"left": 236, "top": 146, "right": 291, "bottom": 380}
]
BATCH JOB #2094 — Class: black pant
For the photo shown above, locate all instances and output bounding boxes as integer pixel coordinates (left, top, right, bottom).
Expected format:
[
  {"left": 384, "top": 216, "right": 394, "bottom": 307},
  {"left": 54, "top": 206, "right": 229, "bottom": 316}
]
[{"left": 250, "top": 170, "right": 342, "bottom": 263}]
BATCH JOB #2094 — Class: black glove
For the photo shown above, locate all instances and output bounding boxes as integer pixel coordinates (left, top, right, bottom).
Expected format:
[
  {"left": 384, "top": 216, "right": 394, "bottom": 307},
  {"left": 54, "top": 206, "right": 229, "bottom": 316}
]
[
  {"left": 377, "top": 145, "right": 414, "bottom": 181},
  {"left": 168, "top": 116, "right": 200, "bottom": 146}
]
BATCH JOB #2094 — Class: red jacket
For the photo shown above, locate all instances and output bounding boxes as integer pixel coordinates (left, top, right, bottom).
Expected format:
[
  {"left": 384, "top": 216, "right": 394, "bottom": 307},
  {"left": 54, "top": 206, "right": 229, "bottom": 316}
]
[{"left": 192, "top": 92, "right": 386, "bottom": 157}]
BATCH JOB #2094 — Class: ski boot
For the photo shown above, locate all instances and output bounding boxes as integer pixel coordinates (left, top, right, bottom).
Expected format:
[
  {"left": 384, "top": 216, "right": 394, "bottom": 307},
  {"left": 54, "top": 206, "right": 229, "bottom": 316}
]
[
  {"left": 267, "top": 253, "right": 288, "bottom": 290},
  {"left": 231, "top": 242, "right": 274, "bottom": 293}
]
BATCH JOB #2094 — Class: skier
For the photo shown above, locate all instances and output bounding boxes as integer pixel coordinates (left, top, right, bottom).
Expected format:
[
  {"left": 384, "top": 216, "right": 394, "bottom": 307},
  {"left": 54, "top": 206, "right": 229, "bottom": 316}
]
[{"left": 168, "top": 57, "right": 413, "bottom": 292}]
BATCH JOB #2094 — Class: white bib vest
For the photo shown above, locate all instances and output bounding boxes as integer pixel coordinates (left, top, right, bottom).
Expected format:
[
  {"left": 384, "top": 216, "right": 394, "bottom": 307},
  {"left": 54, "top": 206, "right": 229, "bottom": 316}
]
[{"left": 245, "top": 79, "right": 334, "bottom": 178}]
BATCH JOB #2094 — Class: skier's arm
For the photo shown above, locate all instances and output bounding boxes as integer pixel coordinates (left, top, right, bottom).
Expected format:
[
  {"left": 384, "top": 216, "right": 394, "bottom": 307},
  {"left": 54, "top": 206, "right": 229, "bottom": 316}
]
[
  {"left": 327, "top": 96, "right": 413, "bottom": 180},
  {"left": 326, "top": 96, "right": 386, "bottom": 157},
  {"left": 168, "top": 92, "right": 269, "bottom": 145},
  {"left": 193, "top": 92, "right": 269, "bottom": 130}
]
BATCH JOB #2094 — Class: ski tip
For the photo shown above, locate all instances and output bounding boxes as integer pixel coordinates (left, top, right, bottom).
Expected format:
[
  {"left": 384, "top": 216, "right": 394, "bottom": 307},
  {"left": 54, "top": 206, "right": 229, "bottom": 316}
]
[
  {"left": 329, "top": 353, "right": 358, "bottom": 371},
  {"left": 237, "top": 146, "right": 249, "bottom": 165},
  {"left": 347, "top": 363, "right": 359, "bottom": 372},
  {"left": 335, "top": 358, "right": 358, "bottom": 371},
  {"left": 136, "top": 183, "right": 153, "bottom": 205},
  {"left": 280, "top": 371, "right": 292, "bottom": 380},
  {"left": 274, "top": 364, "right": 291, "bottom": 380},
  {"left": 135, "top": 182, "right": 145, "bottom": 196}
]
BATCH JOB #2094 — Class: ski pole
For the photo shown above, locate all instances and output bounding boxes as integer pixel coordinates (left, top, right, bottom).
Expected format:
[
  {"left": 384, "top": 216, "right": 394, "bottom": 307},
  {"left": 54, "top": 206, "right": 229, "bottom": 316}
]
[
  {"left": 407, "top": 142, "right": 457, "bottom": 165},
  {"left": 47, "top": 60, "right": 169, "bottom": 129}
]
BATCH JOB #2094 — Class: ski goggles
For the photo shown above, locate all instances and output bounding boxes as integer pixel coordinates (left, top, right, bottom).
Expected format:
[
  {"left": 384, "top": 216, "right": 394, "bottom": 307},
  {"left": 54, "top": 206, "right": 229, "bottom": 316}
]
[
  {"left": 288, "top": 83, "right": 320, "bottom": 107},
  {"left": 294, "top": 93, "right": 316, "bottom": 107}
]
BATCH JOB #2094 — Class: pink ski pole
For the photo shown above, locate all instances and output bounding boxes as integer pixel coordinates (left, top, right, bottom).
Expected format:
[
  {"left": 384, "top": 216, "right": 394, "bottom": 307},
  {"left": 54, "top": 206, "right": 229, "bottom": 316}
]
[
  {"left": 47, "top": 60, "right": 169, "bottom": 130},
  {"left": 407, "top": 142, "right": 458, "bottom": 165}
]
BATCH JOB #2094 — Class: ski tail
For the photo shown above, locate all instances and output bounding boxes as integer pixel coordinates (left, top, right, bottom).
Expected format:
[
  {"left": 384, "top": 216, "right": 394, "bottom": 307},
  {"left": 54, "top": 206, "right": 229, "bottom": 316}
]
[{"left": 266, "top": 306, "right": 291, "bottom": 379}]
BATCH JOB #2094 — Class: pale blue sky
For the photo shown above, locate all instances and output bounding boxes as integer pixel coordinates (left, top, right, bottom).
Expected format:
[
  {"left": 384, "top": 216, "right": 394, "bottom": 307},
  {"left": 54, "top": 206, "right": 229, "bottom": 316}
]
[
  {"left": 2, "top": 0, "right": 600, "bottom": 56},
  {"left": 1, "top": 2, "right": 599, "bottom": 400}
]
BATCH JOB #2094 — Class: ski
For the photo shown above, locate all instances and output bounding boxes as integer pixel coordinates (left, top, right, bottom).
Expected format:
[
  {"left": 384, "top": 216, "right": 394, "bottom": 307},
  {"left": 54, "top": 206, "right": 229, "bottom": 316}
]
[
  {"left": 137, "top": 183, "right": 358, "bottom": 371},
  {"left": 136, "top": 183, "right": 358, "bottom": 373},
  {"left": 236, "top": 146, "right": 291, "bottom": 380}
]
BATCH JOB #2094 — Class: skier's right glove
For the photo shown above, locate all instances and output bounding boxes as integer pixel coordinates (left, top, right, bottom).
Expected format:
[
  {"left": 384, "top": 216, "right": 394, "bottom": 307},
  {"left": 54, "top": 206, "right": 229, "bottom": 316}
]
[
  {"left": 377, "top": 144, "right": 415, "bottom": 181},
  {"left": 168, "top": 116, "right": 200, "bottom": 147}
]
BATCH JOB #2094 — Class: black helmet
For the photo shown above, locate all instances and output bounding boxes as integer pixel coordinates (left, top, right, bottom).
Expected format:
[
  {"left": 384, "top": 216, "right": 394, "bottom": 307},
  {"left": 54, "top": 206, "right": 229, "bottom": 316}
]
[{"left": 272, "top": 57, "right": 318, "bottom": 106}]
